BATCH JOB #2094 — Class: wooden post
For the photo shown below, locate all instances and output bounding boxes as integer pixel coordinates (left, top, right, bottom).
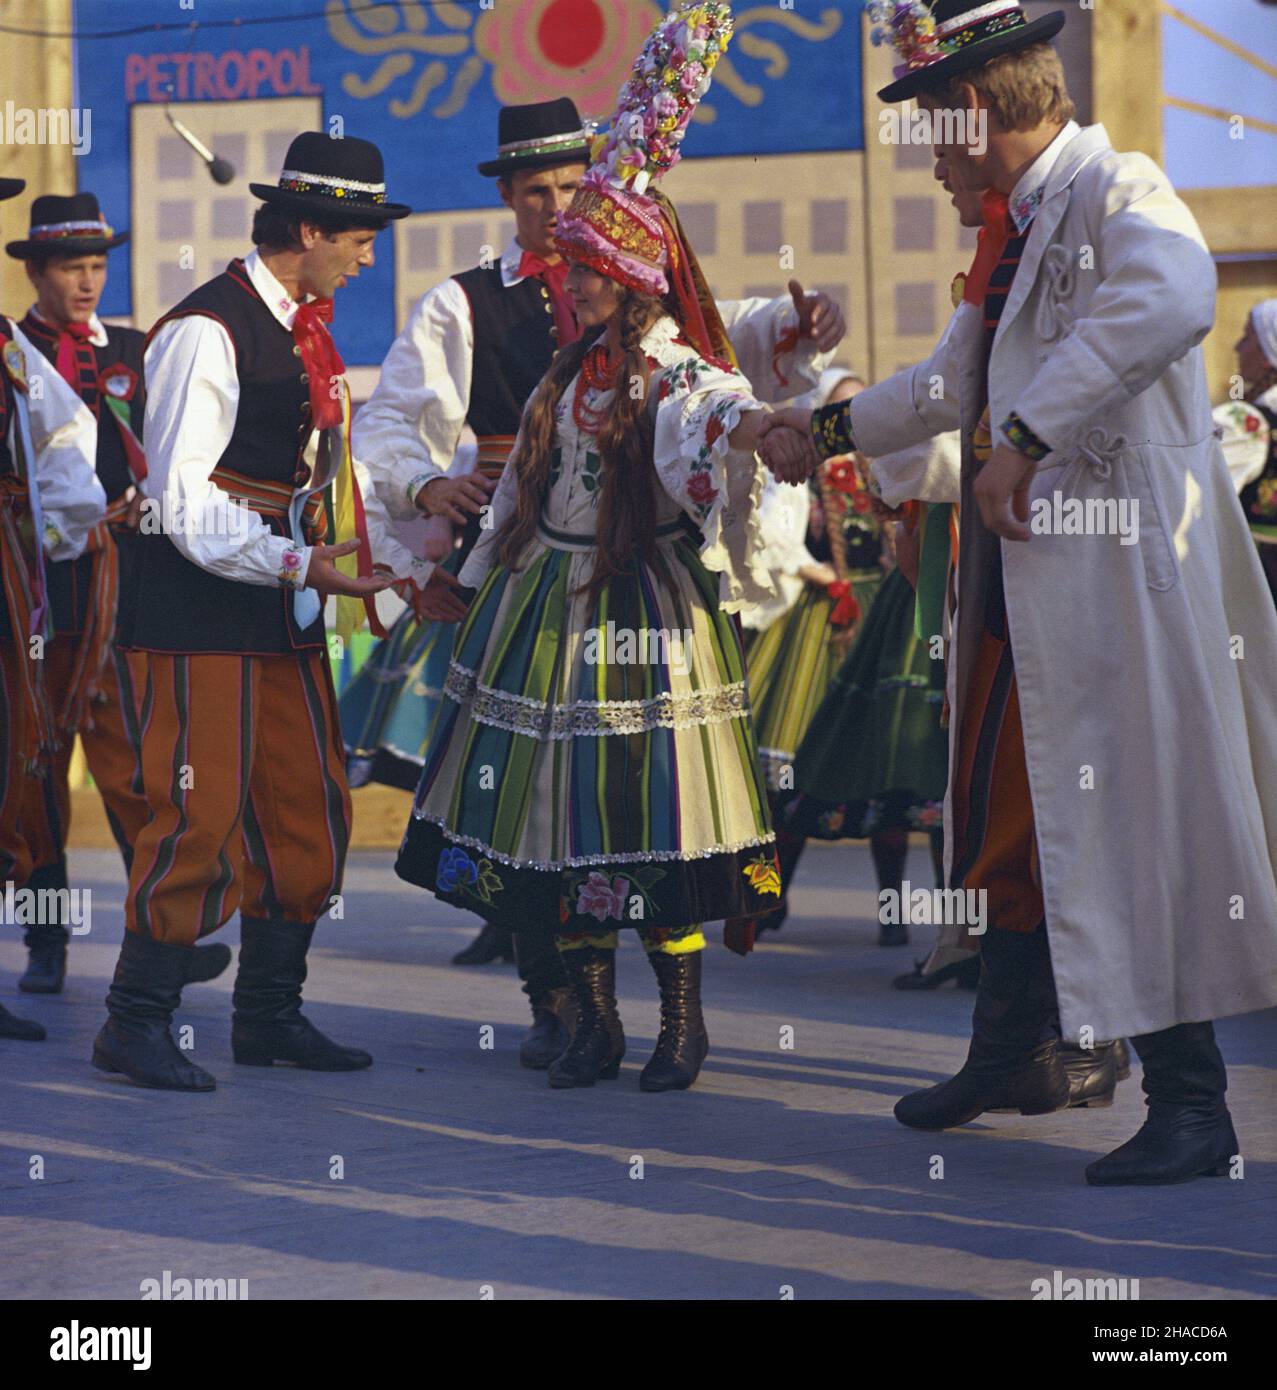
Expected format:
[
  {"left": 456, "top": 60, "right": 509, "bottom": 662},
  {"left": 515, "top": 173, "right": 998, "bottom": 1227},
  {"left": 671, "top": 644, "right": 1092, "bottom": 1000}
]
[
  {"left": 1092, "top": 0, "right": 1164, "bottom": 167},
  {"left": 0, "top": 0, "right": 76, "bottom": 313}
]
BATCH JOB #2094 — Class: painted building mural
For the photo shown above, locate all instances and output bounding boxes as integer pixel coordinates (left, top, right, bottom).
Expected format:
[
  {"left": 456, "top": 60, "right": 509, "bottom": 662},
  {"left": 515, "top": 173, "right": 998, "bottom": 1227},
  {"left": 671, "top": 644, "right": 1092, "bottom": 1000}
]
[{"left": 76, "top": 0, "right": 864, "bottom": 366}]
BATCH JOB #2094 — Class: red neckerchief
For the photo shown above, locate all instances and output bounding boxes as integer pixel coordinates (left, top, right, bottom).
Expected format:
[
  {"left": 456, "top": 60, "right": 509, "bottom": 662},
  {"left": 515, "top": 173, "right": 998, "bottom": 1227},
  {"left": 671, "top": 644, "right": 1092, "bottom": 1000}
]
[
  {"left": 292, "top": 299, "right": 345, "bottom": 430},
  {"left": 962, "top": 190, "right": 1014, "bottom": 307},
  {"left": 518, "top": 249, "right": 580, "bottom": 348},
  {"left": 52, "top": 318, "right": 95, "bottom": 394}
]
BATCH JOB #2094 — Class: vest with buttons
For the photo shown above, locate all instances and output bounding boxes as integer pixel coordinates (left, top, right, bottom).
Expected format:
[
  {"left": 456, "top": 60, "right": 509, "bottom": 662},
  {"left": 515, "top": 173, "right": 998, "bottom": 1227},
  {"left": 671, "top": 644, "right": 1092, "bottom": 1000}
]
[
  {"left": 19, "top": 314, "right": 147, "bottom": 635},
  {"left": 118, "top": 260, "right": 325, "bottom": 655},
  {"left": 452, "top": 265, "right": 557, "bottom": 438}
]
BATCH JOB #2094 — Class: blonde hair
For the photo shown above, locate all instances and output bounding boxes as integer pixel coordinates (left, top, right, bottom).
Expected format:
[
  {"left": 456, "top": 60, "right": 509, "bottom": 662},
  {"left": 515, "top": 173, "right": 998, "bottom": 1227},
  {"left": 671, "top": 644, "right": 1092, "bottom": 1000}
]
[{"left": 924, "top": 42, "right": 1075, "bottom": 133}]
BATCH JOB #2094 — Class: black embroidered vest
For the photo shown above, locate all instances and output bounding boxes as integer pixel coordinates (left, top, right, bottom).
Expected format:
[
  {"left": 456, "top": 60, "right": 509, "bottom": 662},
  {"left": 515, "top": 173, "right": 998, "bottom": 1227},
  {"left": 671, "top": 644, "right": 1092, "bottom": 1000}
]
[
  {"left": 119, "top": 260, "right": 323, "bottom": 656},
  {"left": 452, "top": 265, "right": 557, "bottom": 438}
]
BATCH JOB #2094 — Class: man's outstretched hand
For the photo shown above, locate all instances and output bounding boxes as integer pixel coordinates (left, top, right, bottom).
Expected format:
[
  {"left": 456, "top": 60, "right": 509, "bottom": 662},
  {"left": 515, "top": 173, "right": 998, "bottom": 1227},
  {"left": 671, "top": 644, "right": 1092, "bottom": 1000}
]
[
  {"left": 306, "top": 540, "right": 396, "bottom": 598},
  {"left": 759, "top": 421, "right": 818, "bottom": 485},
  {"left": 788, "top": 279, "right": 846, "bottom": 353},
  {"left": 402, "top": 564, "right": 471, "bottom": 623},
  {"left": 973, "top": 442, "right": 1036, "bottom": 542},
  {"left": 415, "top": 473, "right": 497, "bottom": 526}
]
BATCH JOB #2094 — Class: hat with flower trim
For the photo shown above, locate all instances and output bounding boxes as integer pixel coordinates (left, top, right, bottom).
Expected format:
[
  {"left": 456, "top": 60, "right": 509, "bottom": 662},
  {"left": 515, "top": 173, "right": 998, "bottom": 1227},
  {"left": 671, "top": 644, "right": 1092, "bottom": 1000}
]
[
  {"left": 868, "top": 1, "right": 1065, "bottom": 104},
  {"left": 556, "top": 1, "right": 733, "bottom": 298}
]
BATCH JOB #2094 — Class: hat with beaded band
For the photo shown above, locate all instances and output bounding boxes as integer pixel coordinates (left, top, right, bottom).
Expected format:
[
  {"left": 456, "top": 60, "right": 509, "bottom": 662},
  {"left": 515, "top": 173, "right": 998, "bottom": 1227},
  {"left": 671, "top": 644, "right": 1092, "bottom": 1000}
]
[
  {"left": 869, "top": 1, "right": 1066, "bottom": 104},
  {"left": 5, "top": 192, "right": 128, "bottom": 259},
  {"left": 249, "top": 131, "right": 411, "bottom": 222}
]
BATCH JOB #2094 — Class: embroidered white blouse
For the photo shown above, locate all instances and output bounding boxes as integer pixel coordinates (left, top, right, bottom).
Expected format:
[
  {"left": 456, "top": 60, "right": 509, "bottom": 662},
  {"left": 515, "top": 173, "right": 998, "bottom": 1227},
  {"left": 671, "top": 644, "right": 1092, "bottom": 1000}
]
[
  {"left": 459, "top": 314, "right": 775, "bottom": 613},
  {"left": 352, "top": 237, "right": 833, "bottom": 518}
]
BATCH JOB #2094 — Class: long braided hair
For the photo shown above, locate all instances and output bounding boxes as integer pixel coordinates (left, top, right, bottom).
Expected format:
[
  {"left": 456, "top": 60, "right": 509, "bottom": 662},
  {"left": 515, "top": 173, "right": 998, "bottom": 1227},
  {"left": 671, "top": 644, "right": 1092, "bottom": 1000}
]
[{"left": 496, "top": 286, "right": 673, "bottom": 603}]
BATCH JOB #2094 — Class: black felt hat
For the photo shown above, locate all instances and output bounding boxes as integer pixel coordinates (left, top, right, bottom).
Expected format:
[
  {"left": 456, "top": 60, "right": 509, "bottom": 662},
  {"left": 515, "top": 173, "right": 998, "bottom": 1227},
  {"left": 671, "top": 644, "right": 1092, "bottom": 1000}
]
[
  {"left": 5, "top": 191, "right": 128, "bottom": 259},
  {"left": 0, "top": 177, "right": 24, "bottom": 202},
  {"left": 875, "top": 1, "right": 1066, "bottom": 104},
  {"left": 249, "top": 132, "right": 411, "bottom": 222},
  {"left": 477, "top": 98, "right": 592, "bottom": 178}
]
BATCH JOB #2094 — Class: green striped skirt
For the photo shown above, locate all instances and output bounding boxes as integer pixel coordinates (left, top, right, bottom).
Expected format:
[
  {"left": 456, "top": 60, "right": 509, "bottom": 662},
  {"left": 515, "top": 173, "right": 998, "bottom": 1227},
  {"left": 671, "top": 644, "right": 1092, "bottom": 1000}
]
[
  {"left": 396, "top": 532, "right": 781, "bottom": 933},
  {"left": 773, "top": 566, "right": 948, "bottom": 839},
  {"left": 747, "top": 567, "right": 882, "bottom": 792}
]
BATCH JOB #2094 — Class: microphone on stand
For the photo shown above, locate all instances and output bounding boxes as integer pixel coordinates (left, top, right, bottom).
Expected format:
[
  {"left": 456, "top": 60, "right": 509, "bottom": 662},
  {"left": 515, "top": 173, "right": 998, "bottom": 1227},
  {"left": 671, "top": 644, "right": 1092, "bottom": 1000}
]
[{"left": 163, "top": 105, "right": 235, "bottom": 184}]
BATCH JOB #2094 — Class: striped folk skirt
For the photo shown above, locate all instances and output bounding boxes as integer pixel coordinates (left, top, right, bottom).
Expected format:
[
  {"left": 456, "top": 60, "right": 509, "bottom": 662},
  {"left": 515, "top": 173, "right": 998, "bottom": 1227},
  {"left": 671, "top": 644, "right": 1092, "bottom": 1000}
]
[
  {"left": 746, "top": 567, "right": 882, "bottom": 793},
  {"left": 774, "top": 566, "right": 948, "bottom": 840},
  {"left": 340, "top": 550, "right": 462, "bottom": 792},
  {"left": 395, "top": 534, "right": 781, "bottom": 933}
]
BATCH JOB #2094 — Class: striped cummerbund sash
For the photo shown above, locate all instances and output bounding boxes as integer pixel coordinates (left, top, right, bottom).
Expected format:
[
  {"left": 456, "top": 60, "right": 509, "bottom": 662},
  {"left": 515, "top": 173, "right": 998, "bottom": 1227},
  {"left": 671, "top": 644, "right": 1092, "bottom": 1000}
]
[
  {"left": 535, "top": 514, "right": 694, "bottom": 553},
  {"left": 209, "top": 465, "right": 327, "bottom": 543}
]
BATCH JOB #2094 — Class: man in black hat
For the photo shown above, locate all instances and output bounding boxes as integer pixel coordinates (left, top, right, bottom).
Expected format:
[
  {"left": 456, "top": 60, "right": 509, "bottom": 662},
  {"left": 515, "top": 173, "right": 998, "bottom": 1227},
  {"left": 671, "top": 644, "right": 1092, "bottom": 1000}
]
[
  {"left": 92, "top": 133, "right": 432, "bottom": 1092},
  {"left": 1, "top": 176, "right": 105, "bottom": 1041},
  {"left": 6, "top": 192, "right": 216, "bottom": 996},
  {"left": 352, "top": 97, "right": 849, "bottom": 1071},
  {"left": 763, "top": 0, "right": 1277, "bottom": 1186}
]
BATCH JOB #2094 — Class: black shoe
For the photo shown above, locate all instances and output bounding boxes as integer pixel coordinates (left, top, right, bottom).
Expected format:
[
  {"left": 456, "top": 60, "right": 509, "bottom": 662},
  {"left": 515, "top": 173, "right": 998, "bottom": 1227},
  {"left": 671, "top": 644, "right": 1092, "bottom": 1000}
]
[
  {"left": 231, "top": 918, "right": 372, "bottom": 1071},
  {"left": 0, "top": 1000, "right": 46, "bottom": 1041},
  {"left": 640, "top": 950, "right": 709, "bottom": 1092},
  {"left": 519, "top": 986, "right": 577, "bottom": 1070},
  {"left": 547, "top": 946, "right": 625, "bottom": 1088},
  {"left": 1085, "top": 1102, "right": 1238, "bottom": 1186},
  {"left": 893, "top": 955, "right": 980, "bottom": 991},
  {"left": 1060, "top": 1041, "right": 1119, "bottom": 1108},
  {"left": 896, "top": 1039, "right": 1070, "bottom": 1129},
  {"left": 452, "top": 920, "right": 515, "bottom": 966},
  {"left": 19, "top": 928, "right": 68, "bottom": 994},
  {"left": 91, "top": 932, "right": 216, "bottom": 1091}
]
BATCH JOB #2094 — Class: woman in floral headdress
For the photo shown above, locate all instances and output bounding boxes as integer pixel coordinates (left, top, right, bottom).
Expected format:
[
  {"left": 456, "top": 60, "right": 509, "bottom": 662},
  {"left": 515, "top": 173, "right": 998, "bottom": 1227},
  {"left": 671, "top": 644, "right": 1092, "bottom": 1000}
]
[{"left": 395, "top": 1, "right": 810, "bottom": 1091}]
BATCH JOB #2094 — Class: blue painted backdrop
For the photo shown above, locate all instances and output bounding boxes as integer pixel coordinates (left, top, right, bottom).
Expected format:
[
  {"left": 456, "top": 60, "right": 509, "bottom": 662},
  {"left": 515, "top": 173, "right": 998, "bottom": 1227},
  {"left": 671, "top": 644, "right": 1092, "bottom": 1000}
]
[{"left": 71, "top": 0, "right": 865, "bottom": 364}]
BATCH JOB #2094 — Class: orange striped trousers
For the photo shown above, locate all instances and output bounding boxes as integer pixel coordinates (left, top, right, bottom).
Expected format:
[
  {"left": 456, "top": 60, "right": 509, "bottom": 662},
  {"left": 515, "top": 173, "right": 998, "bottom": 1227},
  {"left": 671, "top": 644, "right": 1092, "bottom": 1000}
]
[
  {"left": 17, "top": 639, "right": 150, "bottom": 875},
  {"left": 126, "top": 651, "right": 352, "bottom": 945}
]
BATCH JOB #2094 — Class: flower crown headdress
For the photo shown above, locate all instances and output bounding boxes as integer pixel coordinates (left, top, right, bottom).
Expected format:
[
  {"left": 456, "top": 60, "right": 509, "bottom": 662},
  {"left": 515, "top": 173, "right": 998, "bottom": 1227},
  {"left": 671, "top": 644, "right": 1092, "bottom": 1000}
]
[{"left": 557, "top": 2, "right": 733, "bottom": 298}]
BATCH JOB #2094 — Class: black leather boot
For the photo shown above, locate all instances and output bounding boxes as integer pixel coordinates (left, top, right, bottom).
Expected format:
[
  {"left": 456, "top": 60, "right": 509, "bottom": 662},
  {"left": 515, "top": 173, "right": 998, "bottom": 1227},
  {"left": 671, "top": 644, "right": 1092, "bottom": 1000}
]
[
  {"left": 547, "top": 945, "right": 625, "bottom": 1088},
  {"left": 91, "top": 931, "right": 216, "bottom": 1091},
  {"left": 1086, "top": 1022, "right": 1238, "bottom": 1186},
  {"left": 1060, "top": 1040, "right": 1119, "bottom": 1108},
  {"left": 640, "top": 949, "right": 709, "bottom": 1092},
  {"left": 894, "top": 926, "right": 1069, "bottom": 1130},
  {"left": 0, "top": 1000, "right": 46, "bottom": 1041},
  {"left": 19, "top": 861, "right": 70, "bottom": 993},
  {"left": 519, "top": 986, "right": 578, "bottom": 1069},
  {"left": 452, "top": 919, "right": 515, "bottom": 965},
  {"left": 872, "top": 828, "right": 910, "bottom": 946},
  {"left": 231, "top": 918, "right": 372, "bottom": 1070}
]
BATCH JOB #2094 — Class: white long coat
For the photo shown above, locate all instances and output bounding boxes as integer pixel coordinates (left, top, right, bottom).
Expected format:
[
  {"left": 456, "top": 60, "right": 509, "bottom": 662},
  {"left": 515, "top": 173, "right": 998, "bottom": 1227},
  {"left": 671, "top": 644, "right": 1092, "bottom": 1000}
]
[{"left": 859, "top": 124, "right": 1277, "bottom": 1042}]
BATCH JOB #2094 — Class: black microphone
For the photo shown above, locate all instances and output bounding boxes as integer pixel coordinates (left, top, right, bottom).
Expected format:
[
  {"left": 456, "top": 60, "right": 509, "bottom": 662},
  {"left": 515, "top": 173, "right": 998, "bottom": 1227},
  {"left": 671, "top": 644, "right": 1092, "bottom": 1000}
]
[{"left": 163, "top": 105, "right": 237, "bottom": 185}]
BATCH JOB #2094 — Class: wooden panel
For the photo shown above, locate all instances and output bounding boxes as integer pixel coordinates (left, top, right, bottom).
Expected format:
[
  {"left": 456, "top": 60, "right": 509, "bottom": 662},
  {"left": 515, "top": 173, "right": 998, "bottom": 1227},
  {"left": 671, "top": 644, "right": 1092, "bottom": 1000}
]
[
  {"left": 0, "top": 0, "right": 76, "bottom": 313},
  {"left": 1093, "top": 0, "right": 1163, "bottom": 166},
  {"left": 1183, "top": 185, "right": 1277, "bottom": 258}
]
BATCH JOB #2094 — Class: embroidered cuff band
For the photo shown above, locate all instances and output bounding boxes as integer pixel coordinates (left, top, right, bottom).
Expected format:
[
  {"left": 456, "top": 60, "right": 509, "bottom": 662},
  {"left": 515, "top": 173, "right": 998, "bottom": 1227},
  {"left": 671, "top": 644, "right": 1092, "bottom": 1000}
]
[
  {"left": 407, "top": 471, "right": 439, "bottom": 507},
  {"left": 1001, "top": 411, "right": 1051, "bottom": 462},
  {"left": 278, "top": 545, "right": 308, "bottom": 589},
  {"left": 812, "top": 400, "right": 856, "bottom": 460}
]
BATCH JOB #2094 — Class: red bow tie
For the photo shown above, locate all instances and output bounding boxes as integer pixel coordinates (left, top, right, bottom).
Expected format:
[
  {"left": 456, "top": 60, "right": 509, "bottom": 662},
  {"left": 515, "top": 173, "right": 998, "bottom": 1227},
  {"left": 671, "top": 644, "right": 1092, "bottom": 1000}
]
[
  {"left": 292, "top": 299, "right": 345, "bottom": 430},
  {"left": 961, "top": 191, "right": 1015, "bottom": 307},
  {"left": 54, "top": 319, "right": 95, "bottom": 391}
]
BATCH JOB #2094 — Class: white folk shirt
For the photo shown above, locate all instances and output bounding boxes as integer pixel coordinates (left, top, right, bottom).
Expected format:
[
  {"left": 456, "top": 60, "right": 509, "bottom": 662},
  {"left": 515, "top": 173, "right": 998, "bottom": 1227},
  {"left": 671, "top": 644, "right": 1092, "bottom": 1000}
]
[
  {"left": 353, "top": 237, "right": 834, "bottom": 519},
  {"left": 143, "top": 249, "right": 425, "bottom": 594},
  {"left": 5, "top": 319, "right": 103, "bottom": 559}
]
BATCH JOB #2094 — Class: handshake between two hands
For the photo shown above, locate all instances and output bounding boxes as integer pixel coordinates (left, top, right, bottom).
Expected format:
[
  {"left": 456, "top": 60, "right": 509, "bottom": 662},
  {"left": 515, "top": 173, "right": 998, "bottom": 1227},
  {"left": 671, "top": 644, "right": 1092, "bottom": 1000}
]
[{"left": 755, "top": 406, "right": 820, "bottom": 485}]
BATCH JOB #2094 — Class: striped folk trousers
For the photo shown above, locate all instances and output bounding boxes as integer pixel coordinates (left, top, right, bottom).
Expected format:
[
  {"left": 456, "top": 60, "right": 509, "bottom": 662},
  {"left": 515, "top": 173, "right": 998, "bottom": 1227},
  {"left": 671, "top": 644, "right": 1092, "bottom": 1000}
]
[
  {"left": 17, "top": 640, "right": 150, "bottom": 876},
  {"left": 125, "top": 651, "right": 351, "bottom": 946}
]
